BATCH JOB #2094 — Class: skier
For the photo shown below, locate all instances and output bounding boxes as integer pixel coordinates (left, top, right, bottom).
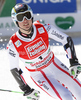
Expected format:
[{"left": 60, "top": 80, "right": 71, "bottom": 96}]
[{"left": 7, "top": 3, "right": 81, "bottom": 100}]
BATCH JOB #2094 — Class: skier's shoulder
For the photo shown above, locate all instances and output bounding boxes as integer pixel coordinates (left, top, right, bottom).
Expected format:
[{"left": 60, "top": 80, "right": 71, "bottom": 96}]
[
  {"left": 33, "top": 20, "right": 43, "bottom": 26},
  {"left": 7, "top": 32, "right": 18, "bottom": 49},
  {"left": 33, "top": 20, "right": 51, "bottom": 29},
  {"left": 10, "top": 32, "right": 18, "bottom": 41}
]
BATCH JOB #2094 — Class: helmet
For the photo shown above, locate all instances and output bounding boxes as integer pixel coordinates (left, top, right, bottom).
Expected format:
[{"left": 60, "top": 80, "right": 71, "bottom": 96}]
[{"left": 11, "top": 3, "right": 33, "bottom": 26}]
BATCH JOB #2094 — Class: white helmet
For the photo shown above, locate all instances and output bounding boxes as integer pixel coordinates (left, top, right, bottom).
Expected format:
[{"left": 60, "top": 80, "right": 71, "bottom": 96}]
[{"left": 11, "top": 3, "right": 33, "bottom": 26}]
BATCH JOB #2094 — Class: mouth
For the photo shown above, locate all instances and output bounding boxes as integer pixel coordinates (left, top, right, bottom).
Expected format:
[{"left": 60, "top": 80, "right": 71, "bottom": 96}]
[{"left": 24, "top": 23, "right": 29, "bottom": 26}]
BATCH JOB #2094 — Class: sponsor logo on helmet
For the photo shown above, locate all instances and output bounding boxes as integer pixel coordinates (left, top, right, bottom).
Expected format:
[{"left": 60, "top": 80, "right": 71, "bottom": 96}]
[{"left": 15, "top": 4, "right": 23, "bottom": 9}]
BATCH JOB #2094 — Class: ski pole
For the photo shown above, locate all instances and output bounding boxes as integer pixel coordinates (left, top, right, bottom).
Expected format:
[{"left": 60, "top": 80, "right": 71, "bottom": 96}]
[{"left": 0, "top": 89, "right": 23, "bottom": 94}]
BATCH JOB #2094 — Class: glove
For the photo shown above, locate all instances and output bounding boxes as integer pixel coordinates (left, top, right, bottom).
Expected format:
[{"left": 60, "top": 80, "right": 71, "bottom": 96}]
[
  {"left": 24, "top": 89, "right": 40, "bottom": 100},
  {"left": 69, "top": 64, "right": 81, "bottom": 78}
]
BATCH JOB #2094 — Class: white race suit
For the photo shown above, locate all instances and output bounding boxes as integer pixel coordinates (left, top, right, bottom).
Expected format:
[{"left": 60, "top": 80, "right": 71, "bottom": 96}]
[{"left": 7, "top": 21, "right": 81, "bottom": 100}]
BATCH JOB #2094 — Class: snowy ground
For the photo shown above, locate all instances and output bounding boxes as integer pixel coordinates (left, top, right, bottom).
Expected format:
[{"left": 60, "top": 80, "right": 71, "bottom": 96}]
[{"left": 0, "top": 37, "right": 81, "bottom": 100}]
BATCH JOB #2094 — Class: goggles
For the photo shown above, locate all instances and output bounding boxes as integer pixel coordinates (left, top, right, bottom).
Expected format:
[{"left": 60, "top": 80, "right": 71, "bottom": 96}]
[{"left": 16, "top": 11, "right": 33, "bottom": 22}]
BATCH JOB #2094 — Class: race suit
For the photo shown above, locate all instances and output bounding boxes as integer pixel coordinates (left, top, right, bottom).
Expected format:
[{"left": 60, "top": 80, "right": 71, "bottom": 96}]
[{"left": 7, "top": 21, "right": 81, "bottom": 100}]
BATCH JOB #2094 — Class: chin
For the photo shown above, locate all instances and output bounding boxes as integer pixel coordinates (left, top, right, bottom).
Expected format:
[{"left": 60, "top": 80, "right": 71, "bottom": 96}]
[{"left": 24, "top": 27, "right": 29, "bottom": 30}]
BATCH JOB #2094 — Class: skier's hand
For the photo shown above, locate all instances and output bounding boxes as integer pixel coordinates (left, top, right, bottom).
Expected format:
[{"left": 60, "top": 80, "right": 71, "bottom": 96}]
[
  {"left": 24, "top": 89, "right": 40, "bottom": 100},
  {"left": 69, "top": 64, "right": 81, "bottom": 78}
]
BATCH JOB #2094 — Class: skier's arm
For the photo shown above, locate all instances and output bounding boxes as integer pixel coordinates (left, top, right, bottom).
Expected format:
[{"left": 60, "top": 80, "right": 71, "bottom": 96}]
[
  {"left": 10, "top": 68, "right": 31, "bottom": 92},
  {"left": 44, "top": 24, "right": 79, "bottom": 63},
  {"left": 7, "top": 40, "right": 31, "bottom": 91},
  {"left": 44, "top": 24, "right": 81, "bottom": 77},
  {"left": 7, "top": 40, "right": 40, "bottom": 99},
  {"left": 64, "top": 37, "right": 81, "bottom": 78},
  {"left": 63, "top": 36, "right": 79, "bottom": 65},
  {"left": 10, "top": 68, "right": 40, "bottom": 99}
]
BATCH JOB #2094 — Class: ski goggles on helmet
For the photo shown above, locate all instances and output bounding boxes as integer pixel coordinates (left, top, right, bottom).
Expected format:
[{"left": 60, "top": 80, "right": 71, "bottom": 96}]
[{"left": 16, "top": 11, "right": 33, "bottom": 22}]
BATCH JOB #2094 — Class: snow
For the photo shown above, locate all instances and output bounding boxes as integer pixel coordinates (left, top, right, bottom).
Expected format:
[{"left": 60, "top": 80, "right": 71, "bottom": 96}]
[{"left": 0, "top": 38, "right": 81, "bottom": 100}]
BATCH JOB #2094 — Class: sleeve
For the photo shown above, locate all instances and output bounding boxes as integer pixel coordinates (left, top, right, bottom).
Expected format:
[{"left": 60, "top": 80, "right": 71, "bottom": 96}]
[
  {"left": 44, "top": 24, "right": 79, "bottom": 66},
  {"left": 7, "top": 39, "right": 19, "bottom": 70},
  {"left": 7, "top": 39, "right": 32, "bottom": 93},
  {"left": 44, "top": 24, "right": 68, "bottom": 45}
]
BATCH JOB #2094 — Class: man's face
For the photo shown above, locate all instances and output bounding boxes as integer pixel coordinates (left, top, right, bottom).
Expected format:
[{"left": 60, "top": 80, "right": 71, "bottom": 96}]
[{"left": 18, "top": 18, "right": 33, "bottom": 32}]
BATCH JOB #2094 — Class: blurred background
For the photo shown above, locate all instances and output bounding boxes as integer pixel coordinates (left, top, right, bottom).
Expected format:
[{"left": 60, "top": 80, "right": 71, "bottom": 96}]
[{"left": 0, "top": 0, "right": 81, "bottom": 49}]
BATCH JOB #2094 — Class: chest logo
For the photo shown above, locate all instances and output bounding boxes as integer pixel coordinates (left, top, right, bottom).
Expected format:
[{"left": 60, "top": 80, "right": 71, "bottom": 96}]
[
  {"left": 24, "top": 37, "right": 47, "bottom": 59},
  {"left": 15, "top": 40, "right": 22, "bottom": 48},
  {"left": 38, "top": 27, "right": 45, "bottom": 34}
]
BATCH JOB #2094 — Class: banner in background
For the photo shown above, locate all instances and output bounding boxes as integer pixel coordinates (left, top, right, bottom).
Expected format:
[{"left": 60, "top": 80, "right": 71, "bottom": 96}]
[
  {"left": 55, "top": 16, "right": 75, "bottom": 30},
  {"left": 0, "top": 13, "right": 81, "bottom": 37},
  {"left": 16, "top": 0, "right": 77, "bottom": 13},
  {"left": 0, "top": 0, "right": 77, "bottom": 17}
]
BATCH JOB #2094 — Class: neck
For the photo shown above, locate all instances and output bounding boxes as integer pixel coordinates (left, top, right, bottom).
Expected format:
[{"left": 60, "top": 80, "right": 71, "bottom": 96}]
[
  {"left": 19, "top": 25, "right": 33, "bottom": 35},
  {"left": 19, "top": 27, "right": 34, "bottom": 38}
]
